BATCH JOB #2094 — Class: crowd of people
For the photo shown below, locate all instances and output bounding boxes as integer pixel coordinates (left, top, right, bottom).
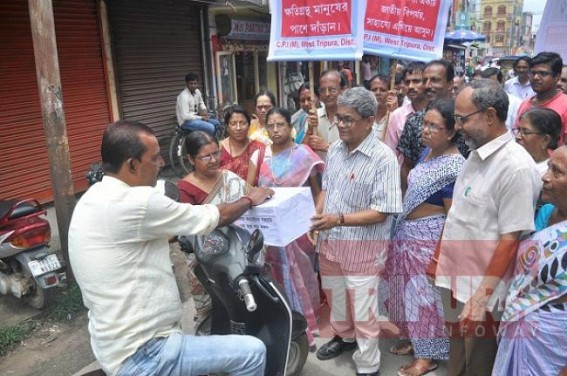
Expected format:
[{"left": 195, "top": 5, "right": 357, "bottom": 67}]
[{"left": 68, "top": 51, "right": 567, "bottom": 376}]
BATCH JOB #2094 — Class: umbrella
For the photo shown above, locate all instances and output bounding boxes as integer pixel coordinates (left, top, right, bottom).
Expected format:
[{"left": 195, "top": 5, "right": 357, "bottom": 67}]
[{"left": 444, "top": 29, "right": 487, "bottom": 43}]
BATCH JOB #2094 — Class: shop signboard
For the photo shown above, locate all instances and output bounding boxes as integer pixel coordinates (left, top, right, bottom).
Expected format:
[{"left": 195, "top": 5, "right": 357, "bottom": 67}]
[
  {"left": 363, "top": 0, "right": 451, "bottom": 62},
  {"left": 267, "top": 0, "right": 365, "bottom": 61}
]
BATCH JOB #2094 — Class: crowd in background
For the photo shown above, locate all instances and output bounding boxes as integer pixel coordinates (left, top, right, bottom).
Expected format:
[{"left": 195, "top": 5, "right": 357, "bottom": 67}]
[{"left": 176, "top": 51, "right": 567, "bottom": 376}]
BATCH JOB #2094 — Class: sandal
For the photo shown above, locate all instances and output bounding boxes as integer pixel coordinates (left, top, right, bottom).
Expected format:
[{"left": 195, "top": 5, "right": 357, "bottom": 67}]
[
  {"left": 389, "top": 341, "right": 414, "bottom": 356},
  {"left": 397, "top": 359, "right": 438, "bottom": 376}
]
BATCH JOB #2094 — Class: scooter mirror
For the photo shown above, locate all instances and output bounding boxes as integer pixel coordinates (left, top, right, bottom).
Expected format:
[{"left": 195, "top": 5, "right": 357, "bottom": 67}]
[{"left": 246, "top": 229, "right": 264, "bottom": 262}]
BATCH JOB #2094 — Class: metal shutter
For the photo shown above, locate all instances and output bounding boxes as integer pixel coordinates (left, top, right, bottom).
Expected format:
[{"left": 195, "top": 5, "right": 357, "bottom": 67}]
[
  {"left": 0, "top": 0, "right": 111, "bottom": 202},
  {"left": 107, "top": 0, "right": 205, "bottom": 154}
]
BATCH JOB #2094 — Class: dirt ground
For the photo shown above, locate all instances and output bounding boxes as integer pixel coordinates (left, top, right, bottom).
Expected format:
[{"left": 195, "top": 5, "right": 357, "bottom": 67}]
[{"left": 0, "top": 244, "right": 192, "bottom": 376}]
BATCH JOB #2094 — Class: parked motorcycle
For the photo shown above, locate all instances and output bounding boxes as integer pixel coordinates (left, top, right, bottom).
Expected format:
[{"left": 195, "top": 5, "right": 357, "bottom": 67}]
[
  {"left": 179, "top": 226, "right": 309, "bottom": 376},
  {"left": 0, "top": 199, "right": 65, "bottom": 309}
]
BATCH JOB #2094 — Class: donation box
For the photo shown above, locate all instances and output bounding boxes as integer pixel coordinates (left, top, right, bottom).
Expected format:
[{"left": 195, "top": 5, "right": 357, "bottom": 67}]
[{"left": 234, "top": 187, "right": 315, "bottom": 247}]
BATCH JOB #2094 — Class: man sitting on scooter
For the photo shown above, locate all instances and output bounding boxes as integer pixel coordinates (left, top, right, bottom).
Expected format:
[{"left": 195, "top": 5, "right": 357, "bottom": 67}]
[{"left": 69, "top": 120, "right": 273, "bottom": 376}]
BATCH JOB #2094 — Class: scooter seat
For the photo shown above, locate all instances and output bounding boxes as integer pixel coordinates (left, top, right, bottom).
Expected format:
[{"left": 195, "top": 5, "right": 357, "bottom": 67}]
[{"left": 0, "top": 200, "right": 40, "bottom": 222}]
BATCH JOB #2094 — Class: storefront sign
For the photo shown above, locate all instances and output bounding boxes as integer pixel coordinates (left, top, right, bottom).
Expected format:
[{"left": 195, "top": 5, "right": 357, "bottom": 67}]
[
  {"left": 267, "top": 0, "right": 364, "bottom": 61},
  {"left": 363, "top": 0, "right": 451, "bottom": 62},
  {"left": 226, "top": 19, "right": 270, "bottom": 41}
]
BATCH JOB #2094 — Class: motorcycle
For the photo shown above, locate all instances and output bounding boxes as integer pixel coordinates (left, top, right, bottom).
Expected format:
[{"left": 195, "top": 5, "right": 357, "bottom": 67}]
[
  {"left": 179, "top": 226, "right": 309, "bottom": 376},
  {"left": 0, "top": 199, "right": 66, "bottom": 309}
]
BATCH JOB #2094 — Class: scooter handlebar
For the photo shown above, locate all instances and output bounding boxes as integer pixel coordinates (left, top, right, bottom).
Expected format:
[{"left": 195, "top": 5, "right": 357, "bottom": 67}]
[{"left": 238, "top": 278, "right": 257, "bottom": 312}]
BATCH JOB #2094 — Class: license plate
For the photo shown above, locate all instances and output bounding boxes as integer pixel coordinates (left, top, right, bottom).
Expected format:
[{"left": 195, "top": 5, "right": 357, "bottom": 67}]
[{"left": 28, "top": 254, "right": 61, "bottom": 277}]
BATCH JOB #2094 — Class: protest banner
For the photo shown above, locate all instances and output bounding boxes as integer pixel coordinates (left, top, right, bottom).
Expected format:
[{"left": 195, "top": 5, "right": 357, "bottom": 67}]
[
  {"left": 267, "top": 0, "right": 365, "bottom": 62},
  {"left": 363, "top": 0, "right": 451, "bottom": 62},
  {"left": 534, "top": 0, "right": 567, "bottom": 61}
]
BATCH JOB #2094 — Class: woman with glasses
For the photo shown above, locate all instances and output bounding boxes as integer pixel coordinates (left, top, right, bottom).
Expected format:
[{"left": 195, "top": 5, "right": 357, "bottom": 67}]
[
  {"left": 387, "top": 98, "right": 465, "bottom": 376},
  {"left": 219, "top": 105, "right": 266, "bottom": 186},
  {"left": 177, "top": 131, "right": 249, "bottom": 319},
  {"left": 513, "top": 107, "right": 562, "bottom": 177},
  {"left": 248, "top": 90, "right": 277, "bottom": 145},
  {"left": 250, "top": 107, "right": 324, "bottom": 349}
]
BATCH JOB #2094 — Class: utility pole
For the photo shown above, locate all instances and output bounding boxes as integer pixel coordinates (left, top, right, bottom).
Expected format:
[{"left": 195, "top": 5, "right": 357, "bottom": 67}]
[{"left": 28, "top": 0, "right": 75, "bottom": 283}]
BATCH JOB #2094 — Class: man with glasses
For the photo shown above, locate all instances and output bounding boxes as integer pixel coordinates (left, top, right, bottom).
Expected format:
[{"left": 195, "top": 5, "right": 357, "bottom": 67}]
[
  {"left": 311, "top": 87, "right": 402, "bottom": 376},
  {"left": 306, "top": 70, "right": 347, "bottom": 159},
  {"left": 504, "top": 56, "right": 535, "bottom": 100},
  {"left": 176, "top": 73, "right": 220, "bottom": 136},
  {"left": 430, "top": 79, "right": 540, "bottom": 375},
  {"left": 515, "top": 52, "right": 567, "bottom": 145}
]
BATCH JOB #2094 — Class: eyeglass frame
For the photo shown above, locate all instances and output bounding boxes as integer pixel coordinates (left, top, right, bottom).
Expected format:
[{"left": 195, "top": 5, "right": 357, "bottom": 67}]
[
  {"left": 453, "top": 109, "right": 483, "bottom": 124},
  {"left": 334, "top": 115, "right": 364, "bottom": 128},
  {"left": 528, "top": 70, "right": 554, "bottom": 78},
  {"left": 422, "top": 121, "right": 446, "bottom": 133},
  {"left": 512, "top": 128, "right": 544, "bottom": 137},
  {"left": 194, "top": 150, "right": 221, "bottom": 162}
]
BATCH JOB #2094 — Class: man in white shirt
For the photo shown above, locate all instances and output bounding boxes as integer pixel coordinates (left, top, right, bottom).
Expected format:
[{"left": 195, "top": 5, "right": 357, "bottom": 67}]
[
  {"left": 504, "top": 56, "right": 535, "bottom": 100},
  {"left": 176, "top": 73, "right": 220, "bottom": 135},
  {"left": 432, "top": 80, "right": 540, "bottom": 375},
  {"left": 69, "top": 120, "right": 273, "bottom": 375}
]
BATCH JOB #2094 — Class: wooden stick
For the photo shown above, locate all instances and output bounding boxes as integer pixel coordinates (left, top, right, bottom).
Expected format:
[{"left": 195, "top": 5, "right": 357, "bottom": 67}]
[
  {"left": 381, "top": 59, "right": 398, "bottom": 142},
  {"left": 308, "top": 61, "right": 318, "bottom": 136}
]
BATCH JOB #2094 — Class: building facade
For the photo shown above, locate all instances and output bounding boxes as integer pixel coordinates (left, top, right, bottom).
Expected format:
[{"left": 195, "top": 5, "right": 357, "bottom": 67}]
[{"left": 481, "top": 0, "right": 524, "bottom": 55}]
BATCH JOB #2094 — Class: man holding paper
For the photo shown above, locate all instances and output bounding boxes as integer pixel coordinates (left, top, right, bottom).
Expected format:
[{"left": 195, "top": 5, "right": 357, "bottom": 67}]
[{"left": 311, "top": 87, "right": 402, "bottom": 376}]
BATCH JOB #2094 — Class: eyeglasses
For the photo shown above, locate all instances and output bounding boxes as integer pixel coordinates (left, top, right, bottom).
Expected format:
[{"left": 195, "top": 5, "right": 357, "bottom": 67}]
[
  {"left": 423, "top": 122, "right": 446, "bottom": 132},
  {"left": 228, "top": 121, "right": 249, "bottom": 128},
  {"left": 334, "top": 115, "right": 361, "bottom": 127},
  {"left": 318, "top": 87, "right": 340, "bottom": 95},
  {"left": 512, "top": 128, "right": 543, "bottom": 137},
  {"left": 453, "top": 109, "right": 483, "bottom": 124},
  {"left": 529, "top": 70, "right": 553, "bottom": 78},
  {"left": 195, "top": 150, "right": 220, "bottom": 162},
  {"left": 265, "top": 122, "right": 288, "bottom": 130}
]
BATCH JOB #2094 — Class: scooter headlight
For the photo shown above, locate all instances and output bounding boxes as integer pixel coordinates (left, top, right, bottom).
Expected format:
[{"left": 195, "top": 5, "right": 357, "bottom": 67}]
[{"left": 197, "top": 230, "right": 229, "bottom": 259}]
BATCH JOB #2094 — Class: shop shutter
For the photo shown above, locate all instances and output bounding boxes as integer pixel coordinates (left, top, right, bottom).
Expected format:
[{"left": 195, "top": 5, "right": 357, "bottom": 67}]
[
  {"left": 0, "top": 0, "right": 111, "bottom": 202},
  {"left": 107, "top": 0, "right": 205, "bottom": 154}
]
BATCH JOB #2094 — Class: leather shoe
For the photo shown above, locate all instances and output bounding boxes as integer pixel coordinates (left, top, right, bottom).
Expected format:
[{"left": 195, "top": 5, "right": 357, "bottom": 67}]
[
  {"left": 316, "top": 336, "right": 357, "bottom": 360},
  {"left": 356, "top": 372, "right": 379, "bottom": 376}
]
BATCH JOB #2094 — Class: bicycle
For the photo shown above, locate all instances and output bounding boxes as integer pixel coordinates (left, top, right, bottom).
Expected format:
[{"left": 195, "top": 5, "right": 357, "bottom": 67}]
[{"left": 168, "top": 125, "right": 193, "bottom": 177}]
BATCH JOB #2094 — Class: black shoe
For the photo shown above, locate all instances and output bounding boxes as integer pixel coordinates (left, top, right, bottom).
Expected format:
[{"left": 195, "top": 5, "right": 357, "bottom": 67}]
[
  {"left": 316, "top": 336, "right": 357, "bottom": 360},
  {"left": 356, "top": 372, "right": 379, "bottom": 376}
]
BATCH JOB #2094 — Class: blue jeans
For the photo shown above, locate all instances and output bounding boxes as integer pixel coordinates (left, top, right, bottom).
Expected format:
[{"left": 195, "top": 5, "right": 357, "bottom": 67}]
[
  {"left": 116, "top": 331, "right": 266, "bottom": 376},
  {"left": 181, "top": 118, "right": 220, "bottom": 135}
]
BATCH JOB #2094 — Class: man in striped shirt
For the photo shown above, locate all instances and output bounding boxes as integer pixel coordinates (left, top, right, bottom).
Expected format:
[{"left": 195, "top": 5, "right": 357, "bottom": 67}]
[{"left": 311, "top": 87, "right": 402, "bottom": 376}]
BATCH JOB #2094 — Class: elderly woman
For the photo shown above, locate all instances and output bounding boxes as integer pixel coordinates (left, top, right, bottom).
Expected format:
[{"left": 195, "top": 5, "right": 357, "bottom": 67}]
[
  {"left": 388, "top": 98, "right": 465, "bottom": 376},
  {"left": 513, "top": 107, "right": 562, "bottom": 177},
  {"left": 177, "top": 131, "right": 248, "bottom": 318},
  {"left": 250, "top": 106, "right": 324, "bottom": 348},
  {"left": 248, "top": 90, "right": 276, "bottom": 145},
  {"left": 368, "top": 74, "right": 398, "bottom": 140},
  {"left": 493, "top": 145, "right": 567, "bottom": 376},
  {"left": 219, "top": 105, "right": 265, "bottom": 185}
]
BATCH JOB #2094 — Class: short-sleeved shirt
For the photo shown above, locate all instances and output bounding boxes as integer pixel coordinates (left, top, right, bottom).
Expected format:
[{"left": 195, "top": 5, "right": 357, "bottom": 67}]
[
  {"left": 504, "top": 76, "right": 535, "bottom": 100},
  {"left": 435, "top": 132, "right": 541, "bottom": 310},
  {"left": 318, "top": 132, "right": 402, "bottom": 273}
]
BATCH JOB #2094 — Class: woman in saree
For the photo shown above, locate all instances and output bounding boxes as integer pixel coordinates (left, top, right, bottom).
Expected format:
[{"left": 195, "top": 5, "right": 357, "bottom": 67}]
[
  {"left": 493, "top": 145, "right": 567, "bottom": 376},
  {"left": 387, "top": 98, "right": 465, "bottom": 376},
  {"left": 291, "top": 82, "right": 319, "bottom": 144},
  {"left": 250, "top": 107, "right": 324, "bottom": 349},
  {"left": 177, "top": 131, "right": 248, "bottom": 319},
  {"left": 219, "top": 105, "right": 265, "bottom": 186}
]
